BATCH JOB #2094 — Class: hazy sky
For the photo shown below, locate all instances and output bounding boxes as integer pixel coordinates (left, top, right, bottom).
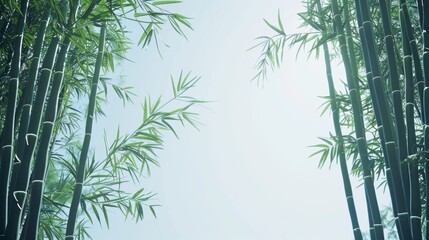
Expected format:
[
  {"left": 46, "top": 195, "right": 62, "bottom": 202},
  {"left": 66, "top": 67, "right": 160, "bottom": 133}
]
[{"left": 91, "top": 1, "right": 389, "bottom": 239}]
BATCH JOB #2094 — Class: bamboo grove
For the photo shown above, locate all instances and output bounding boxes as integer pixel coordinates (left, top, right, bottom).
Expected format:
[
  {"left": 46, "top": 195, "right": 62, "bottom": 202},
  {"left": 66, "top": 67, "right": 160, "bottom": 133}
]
[
  {"left": 253, "top": 0, "right": 429, "bottom": 238},
  {"left": 0, "top": 0, "right": 202, "bottom": 239}
]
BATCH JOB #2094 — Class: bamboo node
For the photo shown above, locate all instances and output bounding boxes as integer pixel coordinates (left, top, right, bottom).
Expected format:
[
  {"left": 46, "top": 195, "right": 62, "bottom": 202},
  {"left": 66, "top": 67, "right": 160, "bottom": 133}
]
[
  {"left": 363, "top": 175, "right": 373, "bottom": 180},
  {"left": 398, "top": 212, "right": 408, "bottom": 216},
  {"left": 410, "top": 216, "right": 421, "bottom": 220},
  {"left": 353, "top": 228, "right": 360, "bottom": 232},
  {"left": 2, "top": 144, "right": 13, "bottom": 149},
  {"left": 41, "top": 67, "right": 52, "bottom": 72},
  {"left": 346, "top": 195, "right": 354, "bottom": 200},
  {"left": 392, "top": 90, "right": 401, "bottom": 94},
  {"left": 373, "top": 224, "right": 383, "bottom": 227},
  {"left": 44, "top": 121, "right": 55, "bottom": 126},
  {"left": 32, "top": 180, "right": 44, "bottom": 184},
  {"left": 26, "top": 133, "right": 38, "bottom": 145},
  {"left": 384, "top": 35, "right": 393, "bottom": 41}
]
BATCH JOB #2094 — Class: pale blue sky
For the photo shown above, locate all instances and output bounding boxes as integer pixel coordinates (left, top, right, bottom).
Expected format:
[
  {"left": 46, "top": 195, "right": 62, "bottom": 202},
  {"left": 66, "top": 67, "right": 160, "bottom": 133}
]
[{"left": 91, "top": 1, "right": 389, "bottom": 239}]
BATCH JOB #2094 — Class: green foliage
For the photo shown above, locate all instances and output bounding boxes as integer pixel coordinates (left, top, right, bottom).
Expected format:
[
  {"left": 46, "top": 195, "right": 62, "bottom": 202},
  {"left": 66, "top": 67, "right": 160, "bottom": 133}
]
[
  {"left": 0, "top": 0, "right": 203, "bottom": 239},
  {"left": 253, "top": 0, "right": 428, "bottom": 239}
]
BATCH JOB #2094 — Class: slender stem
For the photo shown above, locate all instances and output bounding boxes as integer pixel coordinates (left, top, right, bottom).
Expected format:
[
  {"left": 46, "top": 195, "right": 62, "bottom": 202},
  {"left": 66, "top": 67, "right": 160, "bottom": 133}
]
[
  {"left": 6, "top": 36, "right": 59, "bottom": 240},
  {"left": 316, "top": 1, "right": 362, "bottom": 239},
  {"left": 65, "top": 23, "right": 106, "bottom": 240},
  {"left": 23, "top": 1, "right": 80, "bottom": 238},
  {"left": 356, "top": 0, "right": 412, "bottom": 238},
  {"left": 377, "top": 0, "right": 410, "bottom": 218},
  {"left": 330, "top": 0, "right": 385, "bottom": 238},
  {"left": 0, "top": 1, "right": 29, "bottom": 238}
]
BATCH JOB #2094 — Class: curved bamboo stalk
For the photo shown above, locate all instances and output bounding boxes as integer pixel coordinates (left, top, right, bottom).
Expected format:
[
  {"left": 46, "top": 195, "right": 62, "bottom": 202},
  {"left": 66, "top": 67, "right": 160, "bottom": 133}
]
[
  {"left": 356, "top": 0, "right": 412, "bottom": 238},
  {"left": 0, "top": 0, "right": 29, "bottom": 238},
  {"left": 65, "top": 23, "right": 106, "bottom": 240},
  {"left": 315, "top": 1, "right": 362, "bottom": 239}
]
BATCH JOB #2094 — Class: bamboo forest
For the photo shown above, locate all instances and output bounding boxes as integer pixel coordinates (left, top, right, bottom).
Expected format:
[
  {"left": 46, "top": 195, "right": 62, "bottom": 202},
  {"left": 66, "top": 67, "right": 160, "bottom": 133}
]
[{"left": 0, "top": 0, "right": 428, "bottom": 239}]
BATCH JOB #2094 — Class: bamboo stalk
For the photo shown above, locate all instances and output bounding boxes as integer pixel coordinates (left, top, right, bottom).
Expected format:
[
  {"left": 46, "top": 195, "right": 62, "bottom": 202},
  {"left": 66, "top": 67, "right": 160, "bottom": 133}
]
[
  {"left": 23, "top": 1, "right": 80, "bottom": 238},
  {"left": 355, "top": 0, "right": 412, "bottom": 238},
  {"left": 399, "top": 1, "right": 424, "bottom": 122},
  {"left": 315, "top": 1, "right": 362, "bottom": 239},
  {"left": 0, "top": 1, "right": 29, "bottom": 238},
  {"left": 422, "top": 0, "right": 429, "bottom": 238},
  {"left": 65, "top": 23, "right": 106, "bottom": 240},
  {"left": 5, "top": 9, "right": 51, "bottom": 239},
  {"left": 400, "top": 10, "right": 422, "bottom": 239},
  {"left": 5, "top": 36, "right": 59, "bottom": 240},
  {"left": 329, "top": 0, "right": 385, "bottom": 238},
  {"left": 23, "top": 37, "right": 71, "bottom": 240},
  {"left": 377, "top": 0, "right": 409, "bottom": 211}
]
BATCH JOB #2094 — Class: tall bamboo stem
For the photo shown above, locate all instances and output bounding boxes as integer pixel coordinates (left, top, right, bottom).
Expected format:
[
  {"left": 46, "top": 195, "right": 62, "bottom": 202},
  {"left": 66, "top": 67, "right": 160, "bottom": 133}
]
[
  {"left": 421, "top": 0, "right": 429, "bottom": 238},
  {"left": 355, "top": 0, "right": 412, "bottom": 238},
  {"left": 329, "top": 0, "right": 385, "bottom": 238},
  {"left": 400, "top": 10, "right": 422, "bottom": 239},
  {"left": 22, "top": 1, "right": 80, "bottom": 238},
  {"left": 0, "top": 1, "right": 29, "bottom": 238},
  {"left": 315, "top": 1, "right": 362, "bottom": 239},
  {"left": 65, "top": 23, "right": 106, "bottom": 240}
]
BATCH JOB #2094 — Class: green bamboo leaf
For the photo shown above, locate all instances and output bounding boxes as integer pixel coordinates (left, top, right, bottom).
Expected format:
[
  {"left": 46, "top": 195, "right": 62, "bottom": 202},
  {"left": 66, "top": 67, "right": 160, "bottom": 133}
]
[
  {"left": 263, "top": 18, "right": 284, "bottom": 35},
  {"left": 152, "top": 0, "right": 182, "bottom": 5}
]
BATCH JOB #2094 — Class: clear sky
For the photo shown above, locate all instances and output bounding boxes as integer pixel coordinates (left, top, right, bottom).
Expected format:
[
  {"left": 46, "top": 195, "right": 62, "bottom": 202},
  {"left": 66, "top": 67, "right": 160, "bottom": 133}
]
[{"left": 91, "top": 0, "right": 389, "bottom": 239}]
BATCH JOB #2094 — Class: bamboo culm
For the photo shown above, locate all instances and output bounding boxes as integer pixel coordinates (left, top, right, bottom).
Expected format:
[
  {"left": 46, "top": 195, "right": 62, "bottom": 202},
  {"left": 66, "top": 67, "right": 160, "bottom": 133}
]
[
  {"left": 316, "top": 1, "right": 362, "bottom": 239},
  {"left": 0, "top": 1, "right": 29, "bottom": 238},
  {"left": 330, "top": 0, "right": 385, "bottom": 238},
  {"left": 421, "top": 0, "right": 429, "bottom": 239},
  {"left": 356, "top": 0, "right": 412, "bottom": 238},
  {"left": 22, "top": 1, "right": 80, "bottom": 238},
  {"left": 65, "top": 23, "right": 106, "bottom": 240},
  {"left": 5, "top": 36, "right": 59, "bottom": 240}
]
